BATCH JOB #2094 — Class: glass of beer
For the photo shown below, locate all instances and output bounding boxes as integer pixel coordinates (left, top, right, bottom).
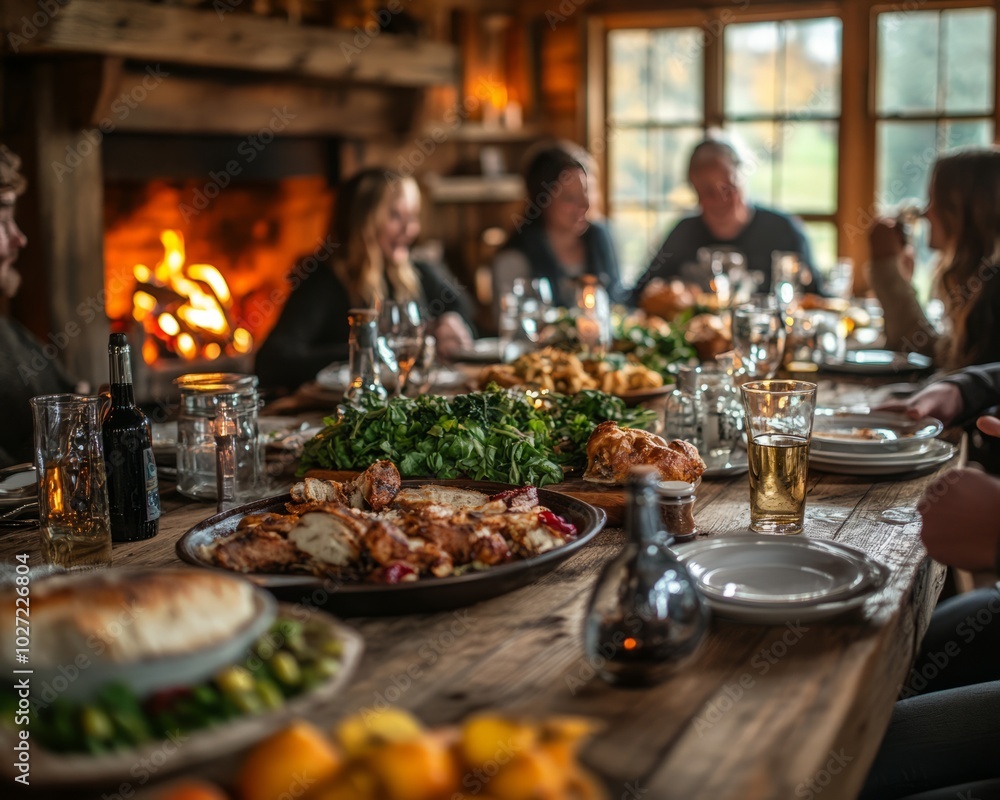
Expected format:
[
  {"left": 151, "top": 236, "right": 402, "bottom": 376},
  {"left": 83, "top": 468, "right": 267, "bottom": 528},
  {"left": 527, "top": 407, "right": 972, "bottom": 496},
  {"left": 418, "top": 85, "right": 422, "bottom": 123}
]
[
  {"left": 740, "top": 380, "right": 817, "bottom": 534},
  {"left": 30, "top": 395, "right": 113, "bottom": 569}
]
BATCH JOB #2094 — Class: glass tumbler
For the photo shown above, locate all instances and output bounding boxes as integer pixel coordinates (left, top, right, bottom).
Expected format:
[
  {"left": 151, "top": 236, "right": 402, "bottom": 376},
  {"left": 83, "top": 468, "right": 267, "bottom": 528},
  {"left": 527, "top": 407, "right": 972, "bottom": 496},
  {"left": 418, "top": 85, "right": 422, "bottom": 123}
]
[
  {"left": 740, "top": 380, "right": 817, "bottom": 535},
  {"left": 29, "top": 394, "right": 113, "bottom": 569}
]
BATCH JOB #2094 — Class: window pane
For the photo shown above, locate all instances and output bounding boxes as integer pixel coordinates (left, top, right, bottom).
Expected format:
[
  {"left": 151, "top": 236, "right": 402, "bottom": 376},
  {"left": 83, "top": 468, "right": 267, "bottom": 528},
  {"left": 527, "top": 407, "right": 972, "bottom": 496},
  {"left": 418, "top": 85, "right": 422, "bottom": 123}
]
[
  {"left": 943, "top": 119, "right": 993, "bottom": 150},
  {"left": 609, "top": 128, "right": 649, "bottom": 205},
  {"left": 803, "top": 221, "right": 837, "bottom": 277},
  {"left": 778, "top": 121, "right": 838, "bottom": 214},
  {"left": 877, "top": 121, "right": 936, "bottom": 212},
  {"left": 651, "top": 29, "right": 704, "bottom": 123},
  {"left": 943, "top": 9, "right": 995, "bottom": 114},
  {"left": 783, "top": 18, "right": 841, "bottom": 115},
  {"left": 728, "top": 122, "right": 776, "bottom": 207},
  {"left": 650, "top": 126, "right": 704, "bottom": 209},
  {"left": 613, "top": 208, "right": 655, "bottom": 285},
  {"left": 877, "top": 12, "right": 939, "bottom": 114},
  {"left": 725, "top": 22, "right": 779, "bottom": 117},
  {"left": 609, "top": 30, "right": 650, "bottom": 122}
]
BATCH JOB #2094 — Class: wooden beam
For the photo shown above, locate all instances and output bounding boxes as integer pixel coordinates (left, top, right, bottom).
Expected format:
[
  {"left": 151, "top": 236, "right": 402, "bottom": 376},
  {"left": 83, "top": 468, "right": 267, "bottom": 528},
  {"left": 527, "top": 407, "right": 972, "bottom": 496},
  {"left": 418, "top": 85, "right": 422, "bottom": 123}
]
[
  {"left": 0, "top": 0, "right": 458, "bottom": 88},
  {"left": 102, "top": 67, "right": 421, "bottom": 138}
]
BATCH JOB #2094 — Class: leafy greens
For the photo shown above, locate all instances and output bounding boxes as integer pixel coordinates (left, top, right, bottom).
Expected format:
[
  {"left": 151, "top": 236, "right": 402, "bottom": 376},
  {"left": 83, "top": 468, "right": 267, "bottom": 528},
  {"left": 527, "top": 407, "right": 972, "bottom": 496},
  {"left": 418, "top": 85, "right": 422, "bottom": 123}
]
[{"left": 298, "top": 385, "right": 657, "bottom": 487}]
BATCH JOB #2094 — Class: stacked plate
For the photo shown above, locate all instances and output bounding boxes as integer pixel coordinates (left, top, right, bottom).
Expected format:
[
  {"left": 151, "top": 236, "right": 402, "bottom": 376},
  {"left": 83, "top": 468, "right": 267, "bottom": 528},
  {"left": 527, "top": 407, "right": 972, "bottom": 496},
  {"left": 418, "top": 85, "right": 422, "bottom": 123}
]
[
  {"left": 809, "top": 408, "right": 955, "bottom": 475},
  {"left": 675, "top": 534, "right": 890, "bottom": 623}
]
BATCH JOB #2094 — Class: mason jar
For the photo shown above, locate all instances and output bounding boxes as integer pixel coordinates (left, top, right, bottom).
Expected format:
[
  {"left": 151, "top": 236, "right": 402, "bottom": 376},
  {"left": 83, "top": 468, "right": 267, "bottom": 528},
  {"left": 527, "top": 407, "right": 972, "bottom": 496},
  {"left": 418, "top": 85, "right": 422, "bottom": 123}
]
[{"left": 174, "top": 373, "right": 261, "bottom": 502}]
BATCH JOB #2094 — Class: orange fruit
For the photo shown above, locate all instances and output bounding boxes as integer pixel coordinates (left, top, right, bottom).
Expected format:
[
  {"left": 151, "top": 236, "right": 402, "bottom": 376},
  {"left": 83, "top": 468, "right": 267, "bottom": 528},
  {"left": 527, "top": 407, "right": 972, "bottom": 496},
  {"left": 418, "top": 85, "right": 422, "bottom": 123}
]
[
  {"left": 489, "top": 751, "right": 564, "bottom": 800},
  {"left": 237, "top": 721, "right": 342, "bottom": 800},
  {"left": 366, "top": 735, "right": 459, "bottom": 800},
  {"left": 152, "top": 779, "right": 229, "bottom": 800}
]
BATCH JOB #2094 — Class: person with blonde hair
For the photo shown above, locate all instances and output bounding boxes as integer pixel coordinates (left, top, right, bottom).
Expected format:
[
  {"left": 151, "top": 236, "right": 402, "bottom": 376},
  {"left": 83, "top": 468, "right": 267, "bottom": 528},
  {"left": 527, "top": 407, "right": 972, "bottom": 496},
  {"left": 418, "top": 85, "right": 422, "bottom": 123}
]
[
  {"left": 869, "top": 146, "right": 1000, "bottom": 370},
  {"left": 257, "top": 168, "right": 474, "bottom": 390}
]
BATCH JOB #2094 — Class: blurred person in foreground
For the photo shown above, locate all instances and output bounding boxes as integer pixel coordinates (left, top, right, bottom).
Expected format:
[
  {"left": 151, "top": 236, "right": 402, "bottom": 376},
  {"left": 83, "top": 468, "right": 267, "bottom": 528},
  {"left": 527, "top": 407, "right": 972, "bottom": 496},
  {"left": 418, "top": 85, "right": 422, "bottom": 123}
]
[
  {"left": 861, "top": 366, "right": 1000, "bottom": 800},
  {"left": 492, "top": 142, "right": 624, "bottom": 312},
  {"left": 631, "top": 137, "right": 822, "bottom": 308},
  {"left": 256, "top": 169, "right": 474, "bottom": 391},
  {"left": 0, "top": 144, "right": 76, "bottom": 468},
  {"left": 868, "top": 147, "right": 1000, "bottom": 370}
]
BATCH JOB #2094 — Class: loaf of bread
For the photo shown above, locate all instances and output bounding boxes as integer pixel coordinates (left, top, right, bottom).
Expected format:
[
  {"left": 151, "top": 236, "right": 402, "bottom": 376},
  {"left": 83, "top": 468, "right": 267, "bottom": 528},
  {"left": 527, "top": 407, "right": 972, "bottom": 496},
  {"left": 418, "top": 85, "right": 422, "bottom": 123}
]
[{"left": 1, "top": 569, "right": 258, "bottom": 668}]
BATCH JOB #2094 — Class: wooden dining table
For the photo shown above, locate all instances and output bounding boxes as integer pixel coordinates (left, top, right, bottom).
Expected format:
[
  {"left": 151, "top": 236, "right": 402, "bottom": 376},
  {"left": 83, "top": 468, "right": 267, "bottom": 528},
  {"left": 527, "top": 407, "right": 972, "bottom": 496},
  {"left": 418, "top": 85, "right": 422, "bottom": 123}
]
[{"left": 1, "top": 376, "right": 957, "bottom": 800}]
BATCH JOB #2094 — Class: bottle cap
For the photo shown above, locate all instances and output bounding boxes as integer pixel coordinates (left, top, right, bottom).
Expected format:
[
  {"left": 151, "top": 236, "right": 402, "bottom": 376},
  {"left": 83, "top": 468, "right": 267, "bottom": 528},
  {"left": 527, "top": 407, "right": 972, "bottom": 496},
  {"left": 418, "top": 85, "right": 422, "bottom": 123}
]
[
  {"left": 108, "top": 333, "right": 129, "bottom": 351},
  {"left": 658, "top": 480, "right": 696, "bottom": 497}
]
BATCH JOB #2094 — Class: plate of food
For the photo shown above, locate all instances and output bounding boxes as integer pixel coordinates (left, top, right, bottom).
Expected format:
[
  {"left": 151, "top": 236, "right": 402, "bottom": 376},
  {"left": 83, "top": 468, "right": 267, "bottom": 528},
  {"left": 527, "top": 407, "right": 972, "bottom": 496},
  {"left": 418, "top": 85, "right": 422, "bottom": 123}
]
[
  {"left": 0, "top": 462, "right": 36, "bottom": 508},
  {"left": 177, "top": 461, "right": 607, "bottom": 615},
  {"left": 0, "top": 569, "right": 362, "bottom": 786},
  {"left": 480, "top": 347, "right": 670, "bottom": 404}
]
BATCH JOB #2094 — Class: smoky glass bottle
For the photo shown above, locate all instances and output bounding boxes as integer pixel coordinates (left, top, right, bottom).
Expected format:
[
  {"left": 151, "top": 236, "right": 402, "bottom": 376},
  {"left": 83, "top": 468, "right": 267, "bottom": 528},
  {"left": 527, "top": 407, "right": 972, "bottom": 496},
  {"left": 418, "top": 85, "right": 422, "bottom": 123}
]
[
  {"left": 101, "top": 333, "right": 160, "bottom": 542},
  {"left": 345, "top": 308, "right": 388, "bottom": 409},
  {"left": 584, "top": 467, "right": 708, "bottom": 687}
]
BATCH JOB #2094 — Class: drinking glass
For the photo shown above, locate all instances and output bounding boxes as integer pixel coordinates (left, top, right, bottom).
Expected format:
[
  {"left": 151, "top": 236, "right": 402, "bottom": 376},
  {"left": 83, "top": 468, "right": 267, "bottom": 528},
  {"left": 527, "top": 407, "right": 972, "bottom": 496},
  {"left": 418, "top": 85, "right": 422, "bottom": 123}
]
[
  {"left": 740, "top": 380, "right": 817, "bottom": 534},
  {"left": 772, "top": 252, "right": 804, "bottom": 308},
  {"left": 732, "top": 303, "right": 786, "bottom": 379},
  {"left": 29, "top": 394, "right": 113, "bottom": 569},
  {"left": 379, "top": 301, "right": 425, "bottom": 397},
  {"left": 827, "top": 258, "right": 855, "bottom": 301}
]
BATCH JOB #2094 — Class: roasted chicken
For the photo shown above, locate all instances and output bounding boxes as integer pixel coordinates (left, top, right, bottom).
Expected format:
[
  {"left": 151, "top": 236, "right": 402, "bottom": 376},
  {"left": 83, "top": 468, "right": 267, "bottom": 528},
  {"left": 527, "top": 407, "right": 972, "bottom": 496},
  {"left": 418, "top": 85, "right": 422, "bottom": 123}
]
[
  {"left": 203, "top": 462, "right": 577, "bottom": 584},
  {"left": 583, "top": 421, "right": 706, "bottom": 485}
]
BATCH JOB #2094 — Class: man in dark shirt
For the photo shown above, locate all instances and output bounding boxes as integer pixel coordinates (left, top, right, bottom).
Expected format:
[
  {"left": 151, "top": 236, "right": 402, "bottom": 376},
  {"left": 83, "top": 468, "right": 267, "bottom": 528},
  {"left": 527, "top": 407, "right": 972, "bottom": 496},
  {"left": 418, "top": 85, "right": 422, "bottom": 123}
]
[
  {"left": 0, "top": 145, "right": 76, "bottom": 467},
  {"left": 631, "top": 138, "right": 822, "bottom": 303}
]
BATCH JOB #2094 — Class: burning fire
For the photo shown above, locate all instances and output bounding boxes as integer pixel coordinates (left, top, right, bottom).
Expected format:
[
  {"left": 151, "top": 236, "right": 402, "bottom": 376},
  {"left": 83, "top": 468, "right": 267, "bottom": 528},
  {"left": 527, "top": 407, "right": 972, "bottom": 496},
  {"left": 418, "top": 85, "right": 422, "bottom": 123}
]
[{"left": 131, "top": 230, "right": 252, "bottom": 363}]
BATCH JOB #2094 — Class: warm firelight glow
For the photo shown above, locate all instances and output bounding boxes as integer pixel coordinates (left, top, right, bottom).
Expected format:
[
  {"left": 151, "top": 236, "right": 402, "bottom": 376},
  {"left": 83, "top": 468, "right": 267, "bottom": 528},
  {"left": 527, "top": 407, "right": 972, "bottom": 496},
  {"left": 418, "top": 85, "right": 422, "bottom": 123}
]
[
  {"left": 623, "top": 637, "right": 638, "bottom": 651},
  {"left": 130, "top": 230, "right": 252, "bottom": 362}
]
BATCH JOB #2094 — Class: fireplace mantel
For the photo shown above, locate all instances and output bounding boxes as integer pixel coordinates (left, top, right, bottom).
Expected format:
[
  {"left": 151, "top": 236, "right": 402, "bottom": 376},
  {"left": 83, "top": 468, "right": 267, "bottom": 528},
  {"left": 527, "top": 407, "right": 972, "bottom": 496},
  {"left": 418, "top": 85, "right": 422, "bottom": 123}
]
[{"left": 1, "top": 0, "right": 458, "bottom": 88}]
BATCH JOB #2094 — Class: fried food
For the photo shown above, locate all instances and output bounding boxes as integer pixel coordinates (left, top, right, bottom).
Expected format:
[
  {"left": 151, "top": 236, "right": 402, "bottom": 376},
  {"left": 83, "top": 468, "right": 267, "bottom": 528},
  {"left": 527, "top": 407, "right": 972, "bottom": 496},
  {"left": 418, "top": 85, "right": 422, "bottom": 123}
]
[
  {"left": 481, "top": 347, "right": 662, "bottom": 395},
  {"left": 583, "top": 421, "right": 706, "bottom": 485}
]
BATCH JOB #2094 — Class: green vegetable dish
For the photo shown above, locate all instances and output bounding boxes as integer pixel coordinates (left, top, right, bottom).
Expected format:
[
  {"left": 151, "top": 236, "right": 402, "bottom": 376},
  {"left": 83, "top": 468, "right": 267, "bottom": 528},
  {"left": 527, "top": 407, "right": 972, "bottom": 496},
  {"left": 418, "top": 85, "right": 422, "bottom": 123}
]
[
  {"left": 299, "top": 385, "right": 658, "bottom": 487},
  {"left": 1, "top": 617, "right": 342, "bottom": 755}
]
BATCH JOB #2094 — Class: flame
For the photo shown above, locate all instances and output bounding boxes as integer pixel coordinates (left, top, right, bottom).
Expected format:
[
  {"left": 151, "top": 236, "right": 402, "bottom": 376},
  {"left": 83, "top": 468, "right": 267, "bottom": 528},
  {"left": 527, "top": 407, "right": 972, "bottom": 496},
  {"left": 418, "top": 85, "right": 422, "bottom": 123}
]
[{"left": 130, "top": 230, "right": 252, "bottom": 362}]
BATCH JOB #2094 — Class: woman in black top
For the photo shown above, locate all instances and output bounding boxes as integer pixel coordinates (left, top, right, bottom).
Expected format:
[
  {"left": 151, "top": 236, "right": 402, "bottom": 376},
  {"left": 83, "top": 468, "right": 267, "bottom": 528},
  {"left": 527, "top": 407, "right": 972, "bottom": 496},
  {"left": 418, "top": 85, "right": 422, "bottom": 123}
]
[
  {"left": 256, "top": 169, "right": 474, "bottom": 390},
  {"left": 493, "top": 144, "right": 624, "bottom": 311}
]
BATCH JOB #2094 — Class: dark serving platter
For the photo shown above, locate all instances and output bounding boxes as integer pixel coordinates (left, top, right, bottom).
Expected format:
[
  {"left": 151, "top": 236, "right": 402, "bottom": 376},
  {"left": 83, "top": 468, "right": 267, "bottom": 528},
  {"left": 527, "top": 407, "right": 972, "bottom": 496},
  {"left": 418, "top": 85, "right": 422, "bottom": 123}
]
[{"left": 176, "top": 480, "right": 607, "bottom": 616}]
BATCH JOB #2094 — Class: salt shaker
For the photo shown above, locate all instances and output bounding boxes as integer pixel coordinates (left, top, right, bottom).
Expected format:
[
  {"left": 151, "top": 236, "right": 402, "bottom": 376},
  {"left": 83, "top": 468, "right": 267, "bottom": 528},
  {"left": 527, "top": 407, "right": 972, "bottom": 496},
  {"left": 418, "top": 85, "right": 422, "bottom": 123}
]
[{"left": 658, "top": 481, "right": 698, "bottom": 544}]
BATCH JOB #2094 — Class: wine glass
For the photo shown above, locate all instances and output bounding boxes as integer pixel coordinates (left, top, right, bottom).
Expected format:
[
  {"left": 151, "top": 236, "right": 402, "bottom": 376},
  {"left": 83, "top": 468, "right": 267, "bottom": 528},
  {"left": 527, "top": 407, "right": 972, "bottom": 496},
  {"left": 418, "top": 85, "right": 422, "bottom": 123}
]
[
  {"left": 379, "top": 300, "right": 425, "bottom": 397},
  {"left": 771, "top": 252, "right": 804, "bottom": 309},
  {"left": 732, "top": 302, "right": 786, "bottom": 379}
]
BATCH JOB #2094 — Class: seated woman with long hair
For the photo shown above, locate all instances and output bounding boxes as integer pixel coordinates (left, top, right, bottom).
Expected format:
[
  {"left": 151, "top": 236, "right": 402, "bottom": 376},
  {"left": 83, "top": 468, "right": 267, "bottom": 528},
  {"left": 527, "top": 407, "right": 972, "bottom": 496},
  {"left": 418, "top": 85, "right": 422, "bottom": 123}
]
[
  {"left": 256, "top": 169, "right": 474, "bottom": 390},
  {"left": 869, "top": 147, "right": 1000, "bottom": 370}
]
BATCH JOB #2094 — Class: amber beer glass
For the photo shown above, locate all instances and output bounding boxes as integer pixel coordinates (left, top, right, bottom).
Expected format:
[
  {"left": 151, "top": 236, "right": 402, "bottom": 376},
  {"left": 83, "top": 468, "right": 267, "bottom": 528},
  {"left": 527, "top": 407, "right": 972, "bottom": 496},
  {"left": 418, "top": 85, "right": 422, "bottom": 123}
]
[
  {"left": 30, "top": 395, "right": 113, "bottom": 568},
  {"left": 740, "top": 380, "right": 817, "bottom": 534}
]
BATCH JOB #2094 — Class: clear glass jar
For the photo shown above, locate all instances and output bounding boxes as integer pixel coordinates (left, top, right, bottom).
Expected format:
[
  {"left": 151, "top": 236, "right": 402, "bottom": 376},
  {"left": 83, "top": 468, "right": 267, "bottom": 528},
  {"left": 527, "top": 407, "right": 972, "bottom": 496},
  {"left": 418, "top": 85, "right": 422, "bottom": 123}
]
[{"left": 175, "top": 373, "right": 261, "bottom": 502}]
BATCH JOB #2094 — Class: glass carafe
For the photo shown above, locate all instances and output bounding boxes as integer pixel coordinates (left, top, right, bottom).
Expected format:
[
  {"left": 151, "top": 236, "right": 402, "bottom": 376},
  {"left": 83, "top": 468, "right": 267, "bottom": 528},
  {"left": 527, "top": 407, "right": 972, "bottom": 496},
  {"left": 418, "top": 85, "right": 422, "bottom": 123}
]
[{"left": 584, "top": 467, "right": 709, "bottom": 687}]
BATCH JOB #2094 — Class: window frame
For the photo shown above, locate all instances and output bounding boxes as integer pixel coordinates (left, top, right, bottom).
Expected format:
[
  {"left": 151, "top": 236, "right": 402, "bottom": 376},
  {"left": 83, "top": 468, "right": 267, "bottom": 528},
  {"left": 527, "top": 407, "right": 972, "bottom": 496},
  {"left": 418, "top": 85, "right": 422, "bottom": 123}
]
[{"left": 586, "top": 0, "right": 1000, "bottom": 289}]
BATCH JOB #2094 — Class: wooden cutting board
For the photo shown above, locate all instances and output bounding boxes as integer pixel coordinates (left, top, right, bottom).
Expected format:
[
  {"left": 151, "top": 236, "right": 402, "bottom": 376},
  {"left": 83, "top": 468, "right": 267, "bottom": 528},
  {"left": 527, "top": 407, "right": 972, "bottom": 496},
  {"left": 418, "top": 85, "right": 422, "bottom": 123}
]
[{"left": 303, "top": 469, "right": 627, "bottom": 526}]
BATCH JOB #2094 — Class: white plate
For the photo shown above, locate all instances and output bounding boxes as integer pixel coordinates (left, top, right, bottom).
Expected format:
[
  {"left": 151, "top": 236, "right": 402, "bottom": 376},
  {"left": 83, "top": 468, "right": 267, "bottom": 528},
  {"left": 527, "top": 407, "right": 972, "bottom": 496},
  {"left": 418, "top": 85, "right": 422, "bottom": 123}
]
[
  {"left": 810, "top": 442, "right": 957, "bottom": 475},
  {"left": 821, "top": 349, "right": 933, "bottom": 375},
  {"left": 809, "top": 438, "right": 951, "bottom": 464},
  {"left": 316, "top": 362, "right": 467, "bottom": 391},
  {"left": 676, "top": 534, "right": 876, "bottom": 605},
  {"left": 702, "top": 586, "right": 880, "bottom": 624},
  {"left": 812, "top": 409, "right": 943, "bottom": 453},
  {"left": 0, "top": 463, "right": 37, "bottom": 508}
]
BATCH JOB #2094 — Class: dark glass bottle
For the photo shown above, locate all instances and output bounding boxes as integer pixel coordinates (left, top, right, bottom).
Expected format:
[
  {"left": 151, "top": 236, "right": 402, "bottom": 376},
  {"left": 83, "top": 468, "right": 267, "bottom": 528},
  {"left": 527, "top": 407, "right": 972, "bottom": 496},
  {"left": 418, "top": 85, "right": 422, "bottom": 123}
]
[
  {"left": 584, "top": 466, "right": 708, "bottom": 687},
  {"left": 101, "top": 334, "right": 160, "bottom": 542}
]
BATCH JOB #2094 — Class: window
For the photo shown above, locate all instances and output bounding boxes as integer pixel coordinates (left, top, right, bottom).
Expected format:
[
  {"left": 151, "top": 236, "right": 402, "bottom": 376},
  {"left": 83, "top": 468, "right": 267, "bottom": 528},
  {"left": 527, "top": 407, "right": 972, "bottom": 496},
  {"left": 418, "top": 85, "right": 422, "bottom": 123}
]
[
  {"left": 601, "top": 3, "right": 999, "bottom": 292},
  {"left": 607, "top": 28, "right": 705, "bottom": 283},
  {"left": 875, "top": 6, "right": 996, "bottom": 285},
  {"left": 605, "top": 15, "right": 843, "bottom": 285}
]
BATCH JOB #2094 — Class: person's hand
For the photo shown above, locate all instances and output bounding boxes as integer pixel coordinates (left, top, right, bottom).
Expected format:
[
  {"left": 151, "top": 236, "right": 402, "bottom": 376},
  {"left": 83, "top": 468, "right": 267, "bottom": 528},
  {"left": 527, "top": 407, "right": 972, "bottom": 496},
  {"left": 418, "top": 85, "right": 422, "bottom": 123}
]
[
  {"left": 875, "top": 381, "right": 964, "bottom": 424},
  {"left": 868, "top": 219, "right": 907, "bottom": 261},
  {"left": 919, "top": 467, "right": 1000, "bottom": 571},
  {"left": 432, "top": 312, "right": 474, "bottom": 359},
  {"left": 977, "top": 416, "right": 1000, "bottom": 438}
]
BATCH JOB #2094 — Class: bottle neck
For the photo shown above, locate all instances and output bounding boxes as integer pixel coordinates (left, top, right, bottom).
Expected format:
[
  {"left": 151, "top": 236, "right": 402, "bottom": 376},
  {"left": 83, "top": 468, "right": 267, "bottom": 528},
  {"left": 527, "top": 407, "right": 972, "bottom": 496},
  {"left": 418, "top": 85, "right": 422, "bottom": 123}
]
[
  {"left": 109, "top": 348, "right": 135, "bottom": 408},
  {"left": 625, "top": 472, "right": 670, "bottom": 547}
]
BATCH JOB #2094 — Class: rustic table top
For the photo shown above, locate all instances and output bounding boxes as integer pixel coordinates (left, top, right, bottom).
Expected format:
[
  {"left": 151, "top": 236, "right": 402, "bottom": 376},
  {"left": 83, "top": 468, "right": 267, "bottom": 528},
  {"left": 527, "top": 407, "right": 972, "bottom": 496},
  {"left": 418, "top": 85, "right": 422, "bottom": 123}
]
[{"left": 0, "top": 376, "right": 953, "bottom": 800}]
